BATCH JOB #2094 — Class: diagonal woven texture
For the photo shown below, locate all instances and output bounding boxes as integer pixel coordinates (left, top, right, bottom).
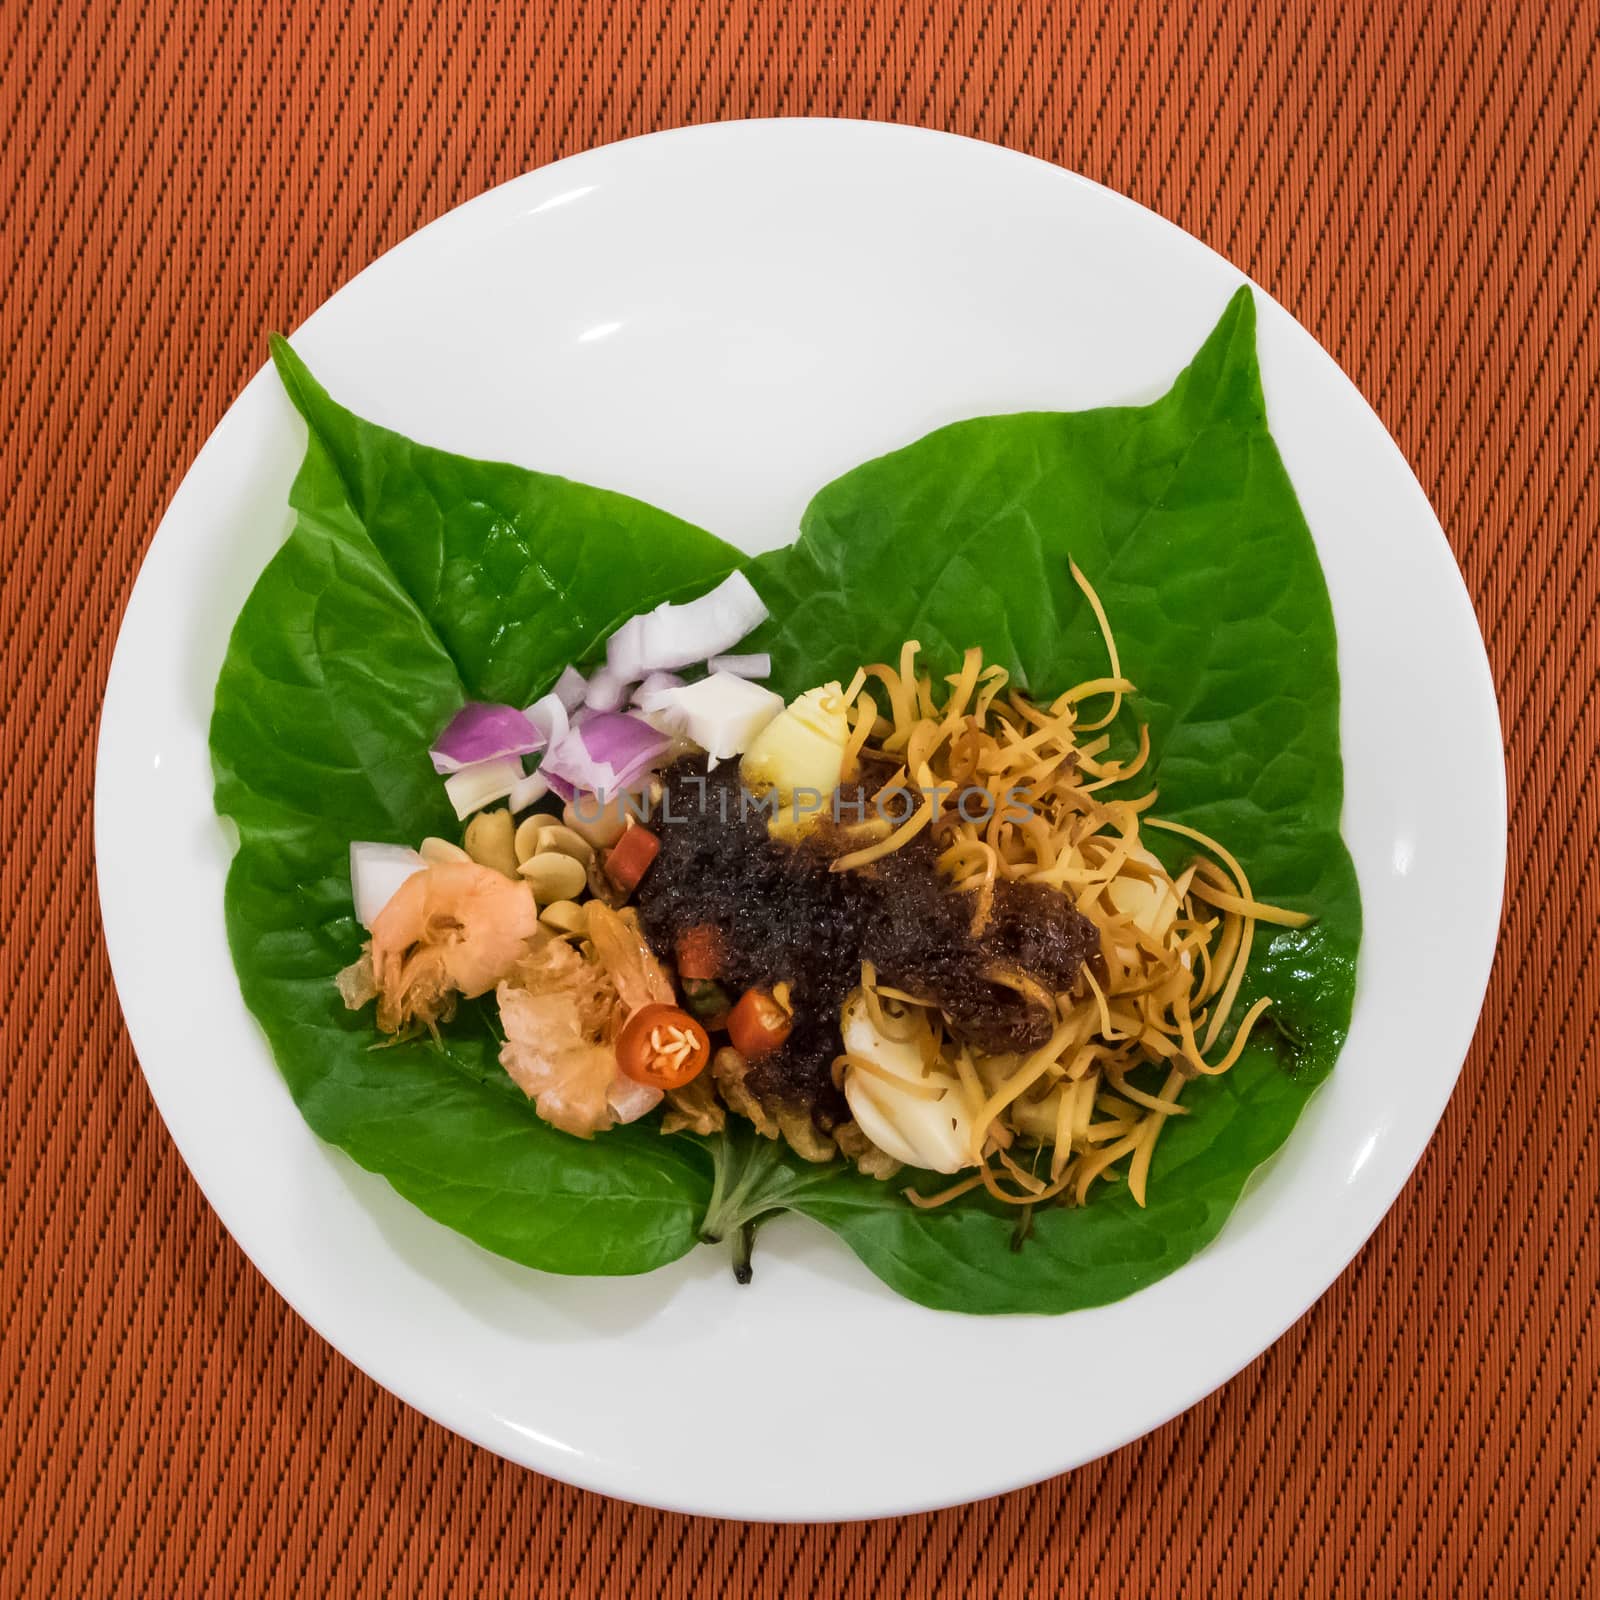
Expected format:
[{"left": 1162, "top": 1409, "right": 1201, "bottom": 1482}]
[{"left": 3, "top": 1, "right": 1597, "bottom": 1594}]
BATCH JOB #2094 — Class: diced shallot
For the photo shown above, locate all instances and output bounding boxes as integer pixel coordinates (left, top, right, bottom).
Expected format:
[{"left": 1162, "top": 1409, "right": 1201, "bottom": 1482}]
[
  {"left": 429, "top": 702, "right": 544, "bottom": 774},
  {"left": 523, "top": 691, "right": 570, "bottom": 747},
  {"left": 444, "top": 754, "right": 526, "bottom": 819},
  {"left": 708, "top": 652, "right": 771, "bottom": 679},
  {"left": 349, "top": 842, "right": 425, "bottom": 928},
  {"left": 538, "top": 732, "right": 611, "bottom": 799},
  {"left": 508, "top": 769, "right": 550, "bottom": 812},
  {"left": 540, "top": 712, "right": 671, "bottom": 800},
  {"left": 607, "top": 1073, "right": 664, "bottom": 1123},
  {"left": 582, "top": 713, "right": 672, "bottom": 792},
  {"left": 583, "top": 664, "right": 630, "bottom": 712},
  {"left": 630, "top": 670, "right": 685, "bottom": 710},
  {"left": 605, "top": 572, "right": 767, "bottom": 679},
  {"left": 553, "top": 665, "right": 588, "bottom": 713}
]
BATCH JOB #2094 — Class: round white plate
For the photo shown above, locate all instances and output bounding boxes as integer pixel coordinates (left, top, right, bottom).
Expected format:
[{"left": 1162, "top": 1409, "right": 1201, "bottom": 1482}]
[{"left": 96, "top": 120, "right": 1504, "bottom": 1520}]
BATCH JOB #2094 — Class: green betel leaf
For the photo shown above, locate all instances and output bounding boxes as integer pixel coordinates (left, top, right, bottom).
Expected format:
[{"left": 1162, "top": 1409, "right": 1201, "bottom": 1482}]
[
  {"left": 212, "top": 288, "right": 1359, "bottom": 1310},
  {"left": 211, "top": 346, "right": 737, "bottom": 1275},
  {"left": 743, "top": 288, "right": 1360, "bottom": 1310}
]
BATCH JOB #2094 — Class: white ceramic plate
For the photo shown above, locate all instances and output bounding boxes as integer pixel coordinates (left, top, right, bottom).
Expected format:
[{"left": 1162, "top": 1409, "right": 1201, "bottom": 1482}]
[{"left": 96, "top": 120, "right": 1504, "bottom": 1520}]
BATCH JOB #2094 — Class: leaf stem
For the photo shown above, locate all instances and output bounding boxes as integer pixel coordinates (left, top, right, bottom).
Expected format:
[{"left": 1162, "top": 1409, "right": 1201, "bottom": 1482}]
[
  {"left": 695, "top": 1123, "right": 840, "bottom": 1285},
  {"left": 733, "top": 1222, "right": 756, "bottom": 1285}
]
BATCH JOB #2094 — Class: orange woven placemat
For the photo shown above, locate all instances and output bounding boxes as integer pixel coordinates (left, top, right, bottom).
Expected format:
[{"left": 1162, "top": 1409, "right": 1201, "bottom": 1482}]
[{"left": 4, "top": 2, "right": 1596, "bottom": 1594}]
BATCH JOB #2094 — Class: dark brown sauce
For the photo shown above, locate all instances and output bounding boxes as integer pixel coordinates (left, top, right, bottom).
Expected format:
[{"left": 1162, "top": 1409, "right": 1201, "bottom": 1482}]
[{"left": 635, "top": 758, "right": 1097, "bottom": 1131}]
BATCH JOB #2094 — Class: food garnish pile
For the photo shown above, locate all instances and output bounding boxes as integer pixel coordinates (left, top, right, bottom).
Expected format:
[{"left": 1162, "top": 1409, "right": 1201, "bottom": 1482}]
[{"left": 337, "top": 565, "right": 1310, "bottom": 1212}]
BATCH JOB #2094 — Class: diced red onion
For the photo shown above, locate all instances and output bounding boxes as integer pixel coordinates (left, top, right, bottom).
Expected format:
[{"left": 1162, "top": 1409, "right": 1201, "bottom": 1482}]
[
  {"left": 605, "top": 620, "right": 646, "bottom": 681},
  {"left": 443, "top": 754, "right": 526, "bottom": 819},
  {"left": 553, "top": 665, "right": 588, "bottom": 713},
  {"left": 429, "top": 702, "right": 544, "bottom": 774},
  {"left": 538, "top": 732, "right": 612, "bottom": 798},
  {"left": 583, "top": 712, "right": 672, "bottom": 788},
  {"left": 509, "top": 769, "right": 550, "bottom": 811},
  {"left": 510, "top": 693, "right": 578, "bottom": 811},
  {"left": 523, "top": 691, "right": 570, "bottom": 748},
  {"left": 584, "top": 664, "right": 630, "bottom": 712},
  {"left": 349, "top": 842, "right": 425, "bottom": 927},
  {"left": 605, "top": 571, "right": 767, "bottom": 679},
  {"left": 540, "top": 711, "right": 671, "bottom": 800},
  {"left": 708, "top": 652, "right": 770, "bottom": 679}
]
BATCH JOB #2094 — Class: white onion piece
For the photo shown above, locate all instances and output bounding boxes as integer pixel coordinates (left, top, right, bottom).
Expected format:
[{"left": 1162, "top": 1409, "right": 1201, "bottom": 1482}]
[
  {"left": 605, "top": 619, "right": 647, "bottom": 681},
  {"left": 631, "top": 687, "right": 681, "bottom": 716},
  {"left": 584, "top": 664, "right": 630, "bottom": 712},
  {"left": 553, "top": 665, "right": 588, "bottom": 712},
  {"left": 607, "top": 1073, "right": 663, "bottom": 1124},
  {"left": 523, "top": 691, "right": 570, "bottom": 748},
  {"left": 509, "top": 769, "right": 550, "bottom": 811},
  {"left": 443, "top": 755, "right": 525, "bottom": 819},
  {"left": 630, "top": 670, "right": 685, "bottom": 710},
  {"left": 349, "top": 842, "right": 425, "bottom": 928},
  {"left": 605, "top": 571, "right": 767, "bottom": 679},
  {"left": 627, "top": 705, "right": 696, "bottom": 748},
  {"left": 644, "top": 672, "right": 783, "bottom": 761},
  {"left": 708, "top": 652, "right": 771, "bottom": 679}
]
